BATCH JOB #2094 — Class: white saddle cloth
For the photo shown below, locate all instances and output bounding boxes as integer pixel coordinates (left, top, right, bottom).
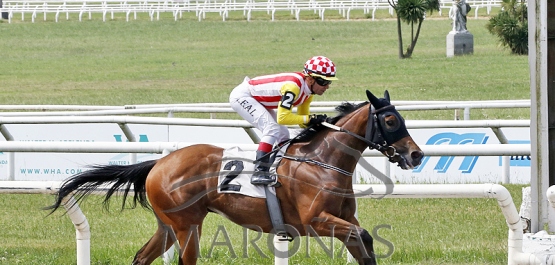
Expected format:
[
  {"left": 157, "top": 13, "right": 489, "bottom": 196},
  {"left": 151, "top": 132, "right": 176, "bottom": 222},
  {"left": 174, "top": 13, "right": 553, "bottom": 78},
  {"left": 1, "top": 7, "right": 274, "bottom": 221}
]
[{"left": 218, "top": 146, "right": 284, "bottom": 198}]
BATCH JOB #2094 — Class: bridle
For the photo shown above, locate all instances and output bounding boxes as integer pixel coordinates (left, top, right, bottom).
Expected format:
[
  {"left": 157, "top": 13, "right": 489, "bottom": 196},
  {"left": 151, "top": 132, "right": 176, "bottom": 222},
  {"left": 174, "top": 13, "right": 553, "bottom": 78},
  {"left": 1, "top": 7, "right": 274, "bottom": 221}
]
[
  {"left": 280, "top": 100, "right": 410, "bottom": 176},
  {"left": 321, "top": 103, "right": 409, "bottom": 163}
]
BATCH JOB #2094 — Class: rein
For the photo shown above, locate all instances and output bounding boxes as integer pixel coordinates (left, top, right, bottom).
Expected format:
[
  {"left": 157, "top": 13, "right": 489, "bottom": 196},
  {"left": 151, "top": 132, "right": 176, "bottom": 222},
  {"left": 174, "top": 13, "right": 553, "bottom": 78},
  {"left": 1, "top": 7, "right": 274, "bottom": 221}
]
[
  {"left": 321, "top": 104, "right": 400, "bottom": 160},
  {"left": 281, "top": 154, "right": 353, "bottom": 176},
  {"left": 280, "top": 104, "right": 405, "bottom": 176},
  {"left": 255, "top": 124, "right": 317, "bottom": 162},
  {"left": 278, "top": 101, "right": 407, "bottom": 176},
  {"left": 320, "top": 121, "right": 395, "bottom": 156}
]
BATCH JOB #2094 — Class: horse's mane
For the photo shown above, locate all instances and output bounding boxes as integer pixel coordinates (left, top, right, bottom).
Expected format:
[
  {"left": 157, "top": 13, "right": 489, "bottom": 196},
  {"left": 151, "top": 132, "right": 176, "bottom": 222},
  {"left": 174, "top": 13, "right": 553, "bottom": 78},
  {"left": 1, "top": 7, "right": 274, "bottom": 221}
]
[{"left": 291, "top": 101, "right": 370, "bottom": 143}]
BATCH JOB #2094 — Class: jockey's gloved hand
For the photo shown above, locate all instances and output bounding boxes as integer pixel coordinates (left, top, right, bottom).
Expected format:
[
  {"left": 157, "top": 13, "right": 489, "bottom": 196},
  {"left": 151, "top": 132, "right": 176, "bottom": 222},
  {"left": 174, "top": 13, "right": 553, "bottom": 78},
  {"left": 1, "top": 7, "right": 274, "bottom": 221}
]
[{"left": 308, "top": 114, "right": 327, "bottom": 125}]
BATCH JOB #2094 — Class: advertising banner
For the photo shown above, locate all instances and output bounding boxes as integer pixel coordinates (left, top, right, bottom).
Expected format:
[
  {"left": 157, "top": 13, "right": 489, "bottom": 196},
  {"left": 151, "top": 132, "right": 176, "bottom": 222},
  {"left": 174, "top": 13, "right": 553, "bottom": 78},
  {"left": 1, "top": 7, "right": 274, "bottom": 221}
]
[{"left": 0, "top": 124, "right": 531, "bottom": 184}]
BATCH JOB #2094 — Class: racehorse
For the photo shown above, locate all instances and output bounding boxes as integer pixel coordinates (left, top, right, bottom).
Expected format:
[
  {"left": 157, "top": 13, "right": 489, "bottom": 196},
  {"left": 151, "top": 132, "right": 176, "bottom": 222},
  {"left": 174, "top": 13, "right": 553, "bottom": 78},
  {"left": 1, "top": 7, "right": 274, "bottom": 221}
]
[{"left": 45, "top": 90, "right": 423, "bottom": 265}]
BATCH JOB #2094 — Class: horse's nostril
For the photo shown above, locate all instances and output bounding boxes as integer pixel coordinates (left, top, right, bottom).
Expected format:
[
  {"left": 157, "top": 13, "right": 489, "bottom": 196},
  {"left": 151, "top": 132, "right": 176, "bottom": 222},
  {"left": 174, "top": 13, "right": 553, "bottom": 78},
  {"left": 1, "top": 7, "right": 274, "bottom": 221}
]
[{"left": 411, "top": 151, "right": 424, "bottom": 162}]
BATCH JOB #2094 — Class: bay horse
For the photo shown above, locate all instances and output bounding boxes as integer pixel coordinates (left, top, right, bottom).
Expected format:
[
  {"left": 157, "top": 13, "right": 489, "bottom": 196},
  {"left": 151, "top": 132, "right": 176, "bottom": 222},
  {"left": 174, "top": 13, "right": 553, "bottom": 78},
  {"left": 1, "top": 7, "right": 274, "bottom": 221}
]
[{"left": 45, "top": 90, "right": 423, "bottom": 265}]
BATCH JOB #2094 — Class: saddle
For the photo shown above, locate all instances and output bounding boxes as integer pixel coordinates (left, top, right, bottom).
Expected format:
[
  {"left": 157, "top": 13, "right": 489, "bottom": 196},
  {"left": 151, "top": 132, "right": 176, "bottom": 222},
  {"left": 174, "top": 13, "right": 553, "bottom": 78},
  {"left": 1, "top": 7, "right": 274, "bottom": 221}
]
[{"left": 218, "top": 144, "right": 289, "bottom": 237}]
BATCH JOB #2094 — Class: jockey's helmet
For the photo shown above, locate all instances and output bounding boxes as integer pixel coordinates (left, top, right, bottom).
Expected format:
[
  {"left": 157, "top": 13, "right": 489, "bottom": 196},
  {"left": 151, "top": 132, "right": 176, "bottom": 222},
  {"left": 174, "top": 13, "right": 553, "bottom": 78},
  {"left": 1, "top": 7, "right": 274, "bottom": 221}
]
[{"left": 303, "top": 56, "right": 338, "bottom": 81}]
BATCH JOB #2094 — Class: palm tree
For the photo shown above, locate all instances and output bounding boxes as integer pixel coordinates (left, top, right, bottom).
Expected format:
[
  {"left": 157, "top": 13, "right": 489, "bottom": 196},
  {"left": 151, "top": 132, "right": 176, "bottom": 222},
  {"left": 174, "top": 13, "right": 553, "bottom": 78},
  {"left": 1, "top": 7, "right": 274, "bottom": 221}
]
[
  {"left": 388, "top": 0, "right": 440, "bottom": 59},
  {"left": 485, "top": 0, "right": 527, "bottom": 55}
]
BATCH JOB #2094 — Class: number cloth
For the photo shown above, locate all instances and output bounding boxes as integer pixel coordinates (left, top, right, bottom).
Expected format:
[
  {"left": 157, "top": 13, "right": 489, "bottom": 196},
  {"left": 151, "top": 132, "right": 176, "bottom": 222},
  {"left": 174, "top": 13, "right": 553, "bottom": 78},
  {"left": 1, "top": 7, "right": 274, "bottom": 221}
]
[{"left": 218, "top": 146, "right": 281, "bottom": 198}]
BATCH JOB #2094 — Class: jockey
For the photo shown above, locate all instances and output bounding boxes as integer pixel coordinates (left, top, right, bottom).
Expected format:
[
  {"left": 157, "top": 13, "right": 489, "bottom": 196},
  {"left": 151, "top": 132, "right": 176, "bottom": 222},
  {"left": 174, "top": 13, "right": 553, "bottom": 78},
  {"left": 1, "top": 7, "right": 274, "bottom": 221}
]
[{"left": 229, "top": 56, "right": 337, "bottom": 185}]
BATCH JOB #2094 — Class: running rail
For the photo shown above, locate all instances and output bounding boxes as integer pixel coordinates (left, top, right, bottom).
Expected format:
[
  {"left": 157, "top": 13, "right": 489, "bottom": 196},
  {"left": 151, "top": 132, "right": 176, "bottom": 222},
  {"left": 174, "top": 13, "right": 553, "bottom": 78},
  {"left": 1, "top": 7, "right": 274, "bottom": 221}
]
[
  {"left": 0, "top": 181, "right": 89, "bottom": 265},
  {"left": 2, "top": 182, "right": 554, "bottom": 264},
  {"left": 352, "top": 183, "right": 554, "bottom": 265}
]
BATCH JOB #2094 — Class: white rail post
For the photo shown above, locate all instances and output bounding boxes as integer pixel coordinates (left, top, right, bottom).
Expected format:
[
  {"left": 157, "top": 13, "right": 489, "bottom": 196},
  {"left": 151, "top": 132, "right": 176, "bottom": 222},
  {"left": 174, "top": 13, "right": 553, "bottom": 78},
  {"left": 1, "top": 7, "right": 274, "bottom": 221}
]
[
  {"left": 491, "top": 127, "right": 511, "bottom": 184},
  {"left": 274, "top": 234, "right": 289, "bottom": 265},
  {"left": 117, "top": 123, "right": 137, "bottom": 164},
  {"left": 463, "top": 107, "right": 470, "bottom": 120},
  {"left": 0, "top": 124, "right": 15, "bottom": 180},
  {"left": 62, "top": 196, "right": 91, "bottom": 265}
]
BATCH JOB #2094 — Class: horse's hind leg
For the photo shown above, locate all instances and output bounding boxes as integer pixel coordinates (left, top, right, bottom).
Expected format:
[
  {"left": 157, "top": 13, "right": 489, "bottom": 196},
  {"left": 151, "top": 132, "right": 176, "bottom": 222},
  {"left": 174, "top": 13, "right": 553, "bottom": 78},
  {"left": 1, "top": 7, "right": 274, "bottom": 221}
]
[
  {"left": 132, "top": 221, "right": 176, "bottom": 265},
  {"left": 174, "top": 223, "right": 204, "bottom": 265}
]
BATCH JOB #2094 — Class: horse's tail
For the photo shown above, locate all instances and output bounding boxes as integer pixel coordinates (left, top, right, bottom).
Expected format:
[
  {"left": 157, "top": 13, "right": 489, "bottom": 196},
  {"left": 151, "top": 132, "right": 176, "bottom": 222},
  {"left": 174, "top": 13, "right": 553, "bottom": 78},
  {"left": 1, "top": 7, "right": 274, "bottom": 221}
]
[{"left": 44, "top": 159, "right": 158, "bottom": 214}]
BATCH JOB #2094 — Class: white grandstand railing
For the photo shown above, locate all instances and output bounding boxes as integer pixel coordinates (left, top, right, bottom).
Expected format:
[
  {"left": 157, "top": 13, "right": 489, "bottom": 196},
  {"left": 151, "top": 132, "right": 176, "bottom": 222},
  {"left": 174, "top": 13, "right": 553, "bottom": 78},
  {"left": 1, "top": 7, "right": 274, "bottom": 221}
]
[{"left": 0, "top": 0, "right": 503, "bottom": 23}]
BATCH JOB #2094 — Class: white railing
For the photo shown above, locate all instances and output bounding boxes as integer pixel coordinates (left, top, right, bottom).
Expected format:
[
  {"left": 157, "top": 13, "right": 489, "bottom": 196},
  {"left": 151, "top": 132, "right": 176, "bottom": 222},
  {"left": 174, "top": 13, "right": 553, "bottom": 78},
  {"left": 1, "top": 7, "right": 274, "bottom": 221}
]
[
  {"left": 0, "top": 181, "right": 90, "bottom": 265},
  {"left": 0, "top": 99, "right": 530, "bottom": 110},
  {"left": 0, "top": 140, "right": 531, "bottom": 155},
  {"left": 356, "top": 184, "right": 555, "bottom": 265},
  {"left": 0, "top": 0, "right": 505, "bottom": 23},
  {"left": 0, "top": 99, "right": 531, "bottom": 120},
  {"left": 0, "top": 107, "right": 538, "bottom": 265},
  {"left": 0, "top": 100, "right": 532, "bottom": 183},
  {"left": 0, "top": 115, "right": 530, "bottom": 181},
  {"left": 0, "top": 0, "right": 392, "bottom": 22},
  {"left": 1, "top": 182, "right": 552, "bottom": 265}
]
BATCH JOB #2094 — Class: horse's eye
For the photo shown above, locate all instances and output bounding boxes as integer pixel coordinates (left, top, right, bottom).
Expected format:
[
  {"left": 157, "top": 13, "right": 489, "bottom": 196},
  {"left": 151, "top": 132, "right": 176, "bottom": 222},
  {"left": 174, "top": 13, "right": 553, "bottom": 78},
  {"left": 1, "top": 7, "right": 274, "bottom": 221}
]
[
  {"left": 379, "top": 112, "right": 401, "bottom": 132},
  {"left": 385, "top": 116, "right": 397, "bottom": 126}
]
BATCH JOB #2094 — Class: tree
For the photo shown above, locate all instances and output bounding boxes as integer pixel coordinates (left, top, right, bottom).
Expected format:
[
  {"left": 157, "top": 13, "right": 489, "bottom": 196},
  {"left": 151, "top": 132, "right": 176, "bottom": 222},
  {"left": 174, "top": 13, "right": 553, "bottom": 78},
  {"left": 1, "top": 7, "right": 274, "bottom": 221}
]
[
  {"left": 388, "top": 0, "right": 440, "bottom": 59},
  {"left": 485, "top": 0, "right": 528, "bottom": 55}
]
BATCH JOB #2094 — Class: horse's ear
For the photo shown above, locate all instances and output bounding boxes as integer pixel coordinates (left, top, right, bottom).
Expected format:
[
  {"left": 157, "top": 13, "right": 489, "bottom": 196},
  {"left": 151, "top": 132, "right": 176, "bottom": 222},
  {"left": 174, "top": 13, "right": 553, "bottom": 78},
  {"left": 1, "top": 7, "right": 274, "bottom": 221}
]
[
  {"left": 366, "top": 90, "right": 385, "bottom": 108},
  {"left": 366, "top": 90, "right": 380, "bottom": 106},
  {"left": 384, "top": 90, "right": 391, "bottom": 103}
]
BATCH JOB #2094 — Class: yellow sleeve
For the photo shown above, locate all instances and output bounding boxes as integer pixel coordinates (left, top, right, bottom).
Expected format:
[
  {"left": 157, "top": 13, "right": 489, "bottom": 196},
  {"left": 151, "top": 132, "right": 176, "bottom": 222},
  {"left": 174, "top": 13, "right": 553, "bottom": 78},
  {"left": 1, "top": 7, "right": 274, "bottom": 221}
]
[
  {"left": 295, "top": 96, "right": 313, "bottom": 128},
  {"left": 276, "top": 83, "right": 310, "bottom": 126},
  {"left": 296, "top": 95, "right": 313, "bottom": 116}
]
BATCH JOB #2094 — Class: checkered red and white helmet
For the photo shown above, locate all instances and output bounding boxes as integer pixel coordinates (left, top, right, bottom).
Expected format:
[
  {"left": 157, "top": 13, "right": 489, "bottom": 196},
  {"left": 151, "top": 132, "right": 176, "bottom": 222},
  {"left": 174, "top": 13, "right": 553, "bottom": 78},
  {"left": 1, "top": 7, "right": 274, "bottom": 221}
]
[{"left": 303, "top": 56, "right": 338, "bottom": 80}]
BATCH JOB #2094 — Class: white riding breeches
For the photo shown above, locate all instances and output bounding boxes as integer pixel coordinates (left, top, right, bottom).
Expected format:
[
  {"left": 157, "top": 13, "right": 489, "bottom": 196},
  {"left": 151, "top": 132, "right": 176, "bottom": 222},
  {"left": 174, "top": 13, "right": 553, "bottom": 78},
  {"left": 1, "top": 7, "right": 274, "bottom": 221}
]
[{"left": 229, "top": 77, "right": 290, "bottom": 146}]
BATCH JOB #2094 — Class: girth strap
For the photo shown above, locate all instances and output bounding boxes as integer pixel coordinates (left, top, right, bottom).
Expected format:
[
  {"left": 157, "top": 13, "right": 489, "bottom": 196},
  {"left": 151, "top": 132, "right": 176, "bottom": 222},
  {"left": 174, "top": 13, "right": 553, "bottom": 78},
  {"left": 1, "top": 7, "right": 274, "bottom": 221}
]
[{"left": 264, "top": 185, "right": 289, "bottom": 238}]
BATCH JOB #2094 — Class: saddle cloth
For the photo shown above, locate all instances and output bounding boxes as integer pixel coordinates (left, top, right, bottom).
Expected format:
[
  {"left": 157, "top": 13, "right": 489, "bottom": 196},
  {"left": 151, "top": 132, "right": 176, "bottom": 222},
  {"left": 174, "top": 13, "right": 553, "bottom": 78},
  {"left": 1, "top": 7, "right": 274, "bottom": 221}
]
[{"left": 218, "top": 146, "right": 285, "bottom": 198}]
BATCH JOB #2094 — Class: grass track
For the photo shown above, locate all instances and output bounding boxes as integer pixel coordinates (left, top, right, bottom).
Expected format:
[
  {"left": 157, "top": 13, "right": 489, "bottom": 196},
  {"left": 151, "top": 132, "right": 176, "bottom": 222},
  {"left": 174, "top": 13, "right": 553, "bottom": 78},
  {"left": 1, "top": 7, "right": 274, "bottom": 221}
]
[
  {"left": 0, "top": 9, "right": 531, "bottom": 265},
  {"left": 0, "top": 17, "right": 529, "bottom": 120},
  {"left": 0, "top": 184, "right": 524, "bottom": 264}
]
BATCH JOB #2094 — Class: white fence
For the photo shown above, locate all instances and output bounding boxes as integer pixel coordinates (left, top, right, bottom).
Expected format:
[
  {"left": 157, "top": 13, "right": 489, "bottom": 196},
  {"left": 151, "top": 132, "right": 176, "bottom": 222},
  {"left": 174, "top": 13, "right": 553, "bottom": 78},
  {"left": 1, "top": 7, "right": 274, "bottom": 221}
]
[
  {"left": 1, "top": 181, "right": 554, "bottom": 265},
  {"left": 0, "top": 0, "right": 503, "bottom": 23},
  {"left": 0, "top": 100, "right": 545, "bottom": 265},
  {"left": 0, "top": 115, "right": 531, "bottom": 182},
  {"left": 0, "top": 99, "right": 532, "bottom": 120},
  {"left": 0, "top": 100, "right": 533, "bottom": 182}
]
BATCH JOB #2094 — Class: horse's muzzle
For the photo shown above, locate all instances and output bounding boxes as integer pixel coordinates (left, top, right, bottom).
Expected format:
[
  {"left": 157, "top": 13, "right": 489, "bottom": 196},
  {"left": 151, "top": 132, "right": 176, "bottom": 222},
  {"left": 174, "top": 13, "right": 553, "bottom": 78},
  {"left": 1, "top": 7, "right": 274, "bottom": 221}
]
[
  {"left": 410, "top": 150, "right": 424, "bottom": 167},
  {"left": 395, "top": 150, "right": 424, "bottom": 169}
]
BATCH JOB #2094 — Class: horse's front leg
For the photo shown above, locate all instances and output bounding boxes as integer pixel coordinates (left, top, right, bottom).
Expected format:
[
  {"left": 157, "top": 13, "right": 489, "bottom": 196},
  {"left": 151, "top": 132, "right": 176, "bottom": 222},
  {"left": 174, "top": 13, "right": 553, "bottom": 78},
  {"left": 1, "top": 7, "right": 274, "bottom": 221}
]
[{"left": 309, "top": 213, "right": 376, "bottom": 265}]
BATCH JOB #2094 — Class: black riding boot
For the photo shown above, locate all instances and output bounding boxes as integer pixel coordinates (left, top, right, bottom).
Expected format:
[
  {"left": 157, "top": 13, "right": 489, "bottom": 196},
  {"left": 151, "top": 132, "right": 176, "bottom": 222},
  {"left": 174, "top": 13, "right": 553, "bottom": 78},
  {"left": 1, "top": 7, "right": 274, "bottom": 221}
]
[{"left": 251, "top": 150, "right": 276, "bottom": 185}]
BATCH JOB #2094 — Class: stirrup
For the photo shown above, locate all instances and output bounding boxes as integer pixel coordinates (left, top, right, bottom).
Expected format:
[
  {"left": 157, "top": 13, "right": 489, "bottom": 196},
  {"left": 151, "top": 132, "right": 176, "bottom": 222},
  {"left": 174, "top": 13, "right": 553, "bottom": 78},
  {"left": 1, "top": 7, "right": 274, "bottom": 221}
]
[{"left": 251, "top": 173, "right": 277, "bottom": 186}]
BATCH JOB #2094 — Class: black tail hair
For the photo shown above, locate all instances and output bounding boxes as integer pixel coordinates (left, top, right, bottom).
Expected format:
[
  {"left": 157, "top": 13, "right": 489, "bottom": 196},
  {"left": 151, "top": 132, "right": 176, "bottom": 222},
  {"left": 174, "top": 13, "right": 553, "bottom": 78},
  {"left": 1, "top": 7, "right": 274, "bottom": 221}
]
[{"left": 44, "top": 160, "right": 158, "bottom": 214}]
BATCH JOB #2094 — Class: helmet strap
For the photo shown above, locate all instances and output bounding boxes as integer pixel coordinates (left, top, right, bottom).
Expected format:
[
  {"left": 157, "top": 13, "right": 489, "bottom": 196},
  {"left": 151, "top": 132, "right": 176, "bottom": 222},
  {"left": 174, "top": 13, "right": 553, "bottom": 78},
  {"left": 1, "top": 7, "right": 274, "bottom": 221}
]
[{"left": 305, "top": 75, "right": 316, "bottom": 93}]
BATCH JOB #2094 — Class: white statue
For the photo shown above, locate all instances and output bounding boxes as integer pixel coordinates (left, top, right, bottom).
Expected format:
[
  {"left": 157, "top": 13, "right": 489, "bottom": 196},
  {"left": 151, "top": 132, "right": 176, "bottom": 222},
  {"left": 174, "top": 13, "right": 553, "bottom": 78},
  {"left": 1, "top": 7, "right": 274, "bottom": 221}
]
[{"left": 449, "top": 0, "right": 470, "bottom": 32}]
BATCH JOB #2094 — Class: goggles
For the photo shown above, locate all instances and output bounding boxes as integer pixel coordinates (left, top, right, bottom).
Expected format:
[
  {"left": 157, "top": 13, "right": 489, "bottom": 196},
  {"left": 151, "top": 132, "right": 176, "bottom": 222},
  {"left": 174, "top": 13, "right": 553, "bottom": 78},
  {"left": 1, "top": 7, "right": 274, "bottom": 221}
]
[{"left": 312, "top": 76, "right": 332, "bottom": 86}]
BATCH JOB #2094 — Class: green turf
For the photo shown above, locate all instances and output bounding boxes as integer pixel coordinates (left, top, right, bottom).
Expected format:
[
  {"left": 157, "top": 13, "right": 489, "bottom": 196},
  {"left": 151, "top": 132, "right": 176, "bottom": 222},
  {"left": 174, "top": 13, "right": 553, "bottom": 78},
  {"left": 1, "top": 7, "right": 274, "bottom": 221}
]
[
  {"left": 0, "top": 16, "right": 529, "bottom": 120},
  {"left": 0, "top": 184, "right": 524, "bottom": 264},
  {"left": 0, "top": 10, "right": 532, "bottom": 265}
]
